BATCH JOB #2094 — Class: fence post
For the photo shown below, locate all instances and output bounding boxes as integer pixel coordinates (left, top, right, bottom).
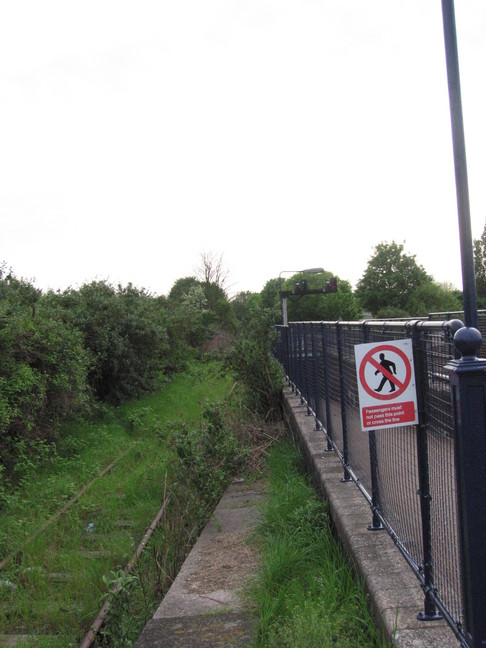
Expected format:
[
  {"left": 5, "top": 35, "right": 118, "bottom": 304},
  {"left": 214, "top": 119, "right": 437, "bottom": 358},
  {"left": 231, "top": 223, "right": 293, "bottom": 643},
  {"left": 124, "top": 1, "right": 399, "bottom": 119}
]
[
  {"left": 289, "top": 325, "right": 296, "bottom": 393},
  {"left": 280, "top": 325, "right": 290, "bottom": 383},
  {"left": 446, "top": 325, "right": 486, "bottom": 648},
  {"left": 367, "top": 429, "right": 384, "bottom": 531},
  {"left": 297, "top": 323, "right": 305, "bottom": 404},
  {"left": 303, "top": 323, "right": 312, "bottom": 416},
  {"left": 321, "top": 323, "right": 334, "bottom": 451},
  {"left": 337, "top": 322, "right": 351, "bottom": 482},
  {"left": 310, "top": 324, "right": 322, "bottom": 430},
  {"left": 411, "top": 323, "right": 442, "bottom": 621}
]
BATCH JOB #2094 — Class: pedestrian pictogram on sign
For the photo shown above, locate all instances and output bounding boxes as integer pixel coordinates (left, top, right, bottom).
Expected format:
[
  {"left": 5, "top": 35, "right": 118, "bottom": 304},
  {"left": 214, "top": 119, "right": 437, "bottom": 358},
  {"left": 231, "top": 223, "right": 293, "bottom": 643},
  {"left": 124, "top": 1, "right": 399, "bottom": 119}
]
[{"left": 354, "top": 339, "right": 418, "bottom": 431}]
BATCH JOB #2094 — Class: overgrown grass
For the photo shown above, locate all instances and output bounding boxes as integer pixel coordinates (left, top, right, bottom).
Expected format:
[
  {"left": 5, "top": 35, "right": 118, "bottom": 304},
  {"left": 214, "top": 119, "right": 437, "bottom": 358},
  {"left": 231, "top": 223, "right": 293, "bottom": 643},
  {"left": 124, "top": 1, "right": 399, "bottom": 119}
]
[
  {"left": 1, "top": 364, "right": 385, "bottom": 647},
  {"left": 249, "top": 441, "right": 386, "bottom": 648},
  {"left": 0, "top": 362, "right": 233, "bottom": 647}
]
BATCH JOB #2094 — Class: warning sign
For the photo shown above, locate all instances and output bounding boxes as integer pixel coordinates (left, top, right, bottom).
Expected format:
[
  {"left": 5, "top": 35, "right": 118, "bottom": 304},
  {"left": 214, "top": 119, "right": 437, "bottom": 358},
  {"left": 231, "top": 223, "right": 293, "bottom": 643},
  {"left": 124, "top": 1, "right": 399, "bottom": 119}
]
[{"left": 354, "top": 339, "right": 418, "bottom": 431}]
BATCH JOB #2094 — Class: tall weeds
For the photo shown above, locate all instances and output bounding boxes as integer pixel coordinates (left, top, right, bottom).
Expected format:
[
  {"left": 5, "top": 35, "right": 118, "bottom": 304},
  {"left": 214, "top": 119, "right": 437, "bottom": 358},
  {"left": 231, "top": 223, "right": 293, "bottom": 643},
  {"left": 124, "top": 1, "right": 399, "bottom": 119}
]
[{"left": 249, "top": 441, "right": 386, "bottom": 648}]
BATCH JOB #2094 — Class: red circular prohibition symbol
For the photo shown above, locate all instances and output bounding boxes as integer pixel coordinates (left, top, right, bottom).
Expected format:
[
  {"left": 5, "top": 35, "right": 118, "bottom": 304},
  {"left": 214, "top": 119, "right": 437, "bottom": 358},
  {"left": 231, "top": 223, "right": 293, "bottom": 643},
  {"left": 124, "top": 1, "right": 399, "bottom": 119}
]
[{"left": 359, "top": 344, "right": 412, "bottom": 401}]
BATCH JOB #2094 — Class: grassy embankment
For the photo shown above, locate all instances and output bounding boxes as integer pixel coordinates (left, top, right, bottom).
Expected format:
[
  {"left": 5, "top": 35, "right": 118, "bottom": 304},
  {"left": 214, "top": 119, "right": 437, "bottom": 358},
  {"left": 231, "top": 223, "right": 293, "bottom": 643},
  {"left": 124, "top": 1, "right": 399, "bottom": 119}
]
[{"left": 0, "top": 363, "right": 232, "bottom": 647}]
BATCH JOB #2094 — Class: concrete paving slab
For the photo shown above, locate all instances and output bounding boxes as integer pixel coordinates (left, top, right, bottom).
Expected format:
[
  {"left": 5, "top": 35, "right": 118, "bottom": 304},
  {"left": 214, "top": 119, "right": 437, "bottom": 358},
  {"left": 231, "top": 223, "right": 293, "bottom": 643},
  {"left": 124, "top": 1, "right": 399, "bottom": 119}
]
[
  {"left": 135, "top": 479, "right": 263, "bottom": 647},
  {"left": 135, "top": 613, "right": 254, "bottom": 648}
]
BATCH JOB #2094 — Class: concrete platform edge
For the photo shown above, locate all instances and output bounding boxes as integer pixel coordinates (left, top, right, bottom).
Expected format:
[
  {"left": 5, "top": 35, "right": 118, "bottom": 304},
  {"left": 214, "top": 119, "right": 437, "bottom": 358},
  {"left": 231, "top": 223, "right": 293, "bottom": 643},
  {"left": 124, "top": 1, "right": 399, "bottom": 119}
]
[{"left": 134, "top": 480, "right": 264, "bottom": 647}]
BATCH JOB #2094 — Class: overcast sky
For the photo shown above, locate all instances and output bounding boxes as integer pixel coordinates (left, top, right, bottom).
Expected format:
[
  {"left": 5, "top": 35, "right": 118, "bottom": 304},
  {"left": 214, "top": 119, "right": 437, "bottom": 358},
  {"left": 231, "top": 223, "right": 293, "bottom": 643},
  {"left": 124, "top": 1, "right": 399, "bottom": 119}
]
[{"left": 1, "top": 1, "right": 485, "bottom": 297}]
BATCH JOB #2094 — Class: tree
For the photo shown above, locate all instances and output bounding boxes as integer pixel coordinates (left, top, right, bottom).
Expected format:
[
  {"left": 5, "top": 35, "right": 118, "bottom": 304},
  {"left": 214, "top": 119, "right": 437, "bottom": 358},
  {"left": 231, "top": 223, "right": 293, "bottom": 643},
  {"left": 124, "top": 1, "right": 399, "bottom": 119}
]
[
  {"left": 195, "top": 252, "right": 230, "bottom": 292},
  {"left": 0, "top": 263, "right": 41, "bottom": 315},
  {"left": 256, "top": 272, "right": 361, "bottom": 323},
  {"left": 284, "top": 272, "right": 361, "bottom": 322},
  {"left": 0, "top": 269, "right": 91, "bottom": 477},
  {"left": 406, "top": 281, "right": 462, "bottom": 317},
  {"left": 231, "top": 291, "right": 259, "bottom": 322},
  {"left": 260, "top": 278, "right": 281, "bottom": 312},
  {"left": 355, "top": 242, "right": 431, "bottom": 316},
  {"left": 168, "top": 276, "right": 201, "bottom": 302},
  {"left": 356, "top": 241, "right": 462, "bottom": 317},
  {"left": 474, "top": 222, "right": 486, "bottom": 307},
  {"left": 167, "top": 275, "right": 236, "bottom": 340}
]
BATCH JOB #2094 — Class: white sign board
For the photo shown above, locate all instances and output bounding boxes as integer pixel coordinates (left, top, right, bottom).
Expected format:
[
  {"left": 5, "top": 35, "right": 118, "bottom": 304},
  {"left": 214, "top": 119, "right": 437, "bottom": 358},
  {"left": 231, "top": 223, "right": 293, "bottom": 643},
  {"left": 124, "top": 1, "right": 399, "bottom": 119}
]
[{"left": 354, "top": 339, "right": 418, "bottom": 431}]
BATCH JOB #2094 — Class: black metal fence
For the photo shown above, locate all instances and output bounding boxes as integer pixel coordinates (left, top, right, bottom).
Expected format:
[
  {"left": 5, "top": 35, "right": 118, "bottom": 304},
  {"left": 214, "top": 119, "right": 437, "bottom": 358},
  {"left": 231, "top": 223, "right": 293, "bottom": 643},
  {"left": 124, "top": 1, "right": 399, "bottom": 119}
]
[{"left": 274, "top": 316, "right": 486, "bottom": 647}]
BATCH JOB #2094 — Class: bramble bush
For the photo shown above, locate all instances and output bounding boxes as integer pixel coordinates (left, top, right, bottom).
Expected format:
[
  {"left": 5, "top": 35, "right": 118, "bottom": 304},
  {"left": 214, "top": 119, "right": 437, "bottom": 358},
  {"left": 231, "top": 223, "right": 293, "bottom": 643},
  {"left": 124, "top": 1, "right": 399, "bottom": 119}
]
[
  {"left": 0, "top": 270, "right": 91, "bottom": 481},
  {"left": 45, "top": 281, "right": 170, "bottom": 403},
  {"left": 170, "top": 401, "right": 242, "bottom": 506},
  {"left": 223, "top": 303, "right": 283, "bottom": 420}
]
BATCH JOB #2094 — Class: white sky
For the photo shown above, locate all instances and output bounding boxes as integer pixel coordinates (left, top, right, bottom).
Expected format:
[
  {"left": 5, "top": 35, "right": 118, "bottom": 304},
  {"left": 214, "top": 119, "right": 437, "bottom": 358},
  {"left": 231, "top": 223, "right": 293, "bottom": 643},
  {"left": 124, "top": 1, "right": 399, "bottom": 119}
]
[{"left": 1, "top": 1, "right": 485, "bottom": 297}]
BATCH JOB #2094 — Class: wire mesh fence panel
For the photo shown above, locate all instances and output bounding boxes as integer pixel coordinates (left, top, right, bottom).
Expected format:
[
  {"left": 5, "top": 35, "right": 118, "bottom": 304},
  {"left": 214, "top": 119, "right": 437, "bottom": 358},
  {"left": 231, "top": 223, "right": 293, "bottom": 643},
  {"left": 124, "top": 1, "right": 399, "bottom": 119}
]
[
  {"left": 364, "top": 323, "right": 425, "bottom": 563},
  {"left": 421, "top": 327, "right": 463, "bottom": 627},
  {"left": 274, "top": 326, "right": 288, "bottom": 376},
  {"left": 375, "top": 425, "right": 423, "bottom": 566},
  {"left": 339, "top": 325, "right": 371, "bottom": 490},
  {"left": 428, "top": 429, "right": 462, "bottom": 626},
  {"left": 309, "top": 325, "right": 326, "bottom": 431},
  {"left": 303, "top": 324, "right": 316, "bottom": 416},
  {"left": 289, "top": 325, "right": 300, "bottom": 393},
  {"left": 295, "top": 324, "right": 305, "bottom": 400},
  {"left": 274, "top": 317, "right": 466, "bottom": 642},
  {"left": 324, "top": 325, "right": 344, "bottom": 454}
]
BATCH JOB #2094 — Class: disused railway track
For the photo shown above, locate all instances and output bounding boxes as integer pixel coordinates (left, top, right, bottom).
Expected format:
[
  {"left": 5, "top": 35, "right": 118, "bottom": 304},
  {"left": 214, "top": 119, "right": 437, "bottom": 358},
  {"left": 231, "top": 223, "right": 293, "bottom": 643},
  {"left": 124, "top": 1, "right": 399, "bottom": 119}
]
[
  {"left": 0, "top": 445, "right": 169, "bottom": 647},
  {"left": 0, "top": 451, "right": 130, "bottom": 572}
]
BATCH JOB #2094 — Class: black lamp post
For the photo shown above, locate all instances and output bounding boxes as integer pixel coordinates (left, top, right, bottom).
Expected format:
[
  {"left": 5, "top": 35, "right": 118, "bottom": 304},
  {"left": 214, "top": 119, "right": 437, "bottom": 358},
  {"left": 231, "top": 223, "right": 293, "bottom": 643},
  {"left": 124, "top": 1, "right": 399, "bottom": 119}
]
[
  {"left": 442, "top": 4, "right": 486, "bottom": 647},
  {"left": 442, "top": 0, "right": 478, "bottom": 330}
]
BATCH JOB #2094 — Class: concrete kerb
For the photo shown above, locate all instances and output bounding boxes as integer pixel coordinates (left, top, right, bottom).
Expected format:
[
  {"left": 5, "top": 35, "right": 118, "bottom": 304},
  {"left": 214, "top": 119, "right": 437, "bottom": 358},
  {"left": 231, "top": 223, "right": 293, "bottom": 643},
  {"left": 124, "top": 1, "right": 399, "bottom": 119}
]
[{"left": 282, "top": 386, "right": 459, "bottom": 648}]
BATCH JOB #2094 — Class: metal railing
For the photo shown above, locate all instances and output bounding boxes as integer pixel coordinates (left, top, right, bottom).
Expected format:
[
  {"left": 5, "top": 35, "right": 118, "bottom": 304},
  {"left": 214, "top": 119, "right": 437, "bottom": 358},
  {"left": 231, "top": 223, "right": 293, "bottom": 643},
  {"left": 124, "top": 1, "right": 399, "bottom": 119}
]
[{"left": 274, "top": 317, "right": 486, "bottom": 647}]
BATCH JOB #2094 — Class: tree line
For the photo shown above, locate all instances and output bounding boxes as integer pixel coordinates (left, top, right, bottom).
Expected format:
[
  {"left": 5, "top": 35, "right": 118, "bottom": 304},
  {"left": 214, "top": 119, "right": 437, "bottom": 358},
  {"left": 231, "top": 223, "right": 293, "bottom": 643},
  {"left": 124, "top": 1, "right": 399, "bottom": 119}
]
[
  {"left": 234, "top": 240, "right": 464, "bottom": 323},
  {"left": 1, "top": 234, "right": 482, "bottom": 487}
]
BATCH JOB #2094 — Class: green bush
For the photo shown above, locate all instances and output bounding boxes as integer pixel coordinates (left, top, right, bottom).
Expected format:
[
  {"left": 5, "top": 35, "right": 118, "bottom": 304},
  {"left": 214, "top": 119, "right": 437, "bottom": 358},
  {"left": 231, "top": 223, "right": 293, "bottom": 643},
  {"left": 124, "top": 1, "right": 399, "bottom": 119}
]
[
  {"left": 0, "top": 270, "right": 91, "bottom": 481},
  {"left": 224, "top": 303, "right": 283, "bottom": 420},
  {"left": 170, "top": 401, "right": 242, "bottom": 505},
  {"left": 45, "top": 281, "right": 170, "bottom": 403},
  {"left": 165, "top": 277, "right": 237, "bottom": 367}
]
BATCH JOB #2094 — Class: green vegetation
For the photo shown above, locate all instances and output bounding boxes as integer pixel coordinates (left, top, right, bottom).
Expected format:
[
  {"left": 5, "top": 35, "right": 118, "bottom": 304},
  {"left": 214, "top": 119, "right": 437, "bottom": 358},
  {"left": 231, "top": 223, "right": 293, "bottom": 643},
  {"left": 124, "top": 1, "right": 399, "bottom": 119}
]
[
  {"left": 0, "top": 364, "right": 234, "bottom": 646},
  {"left": 1, "top": 242, "right": 466, "bottom": 525},
  {"left": 0, "top": 261, "right": 236, "bottom": 494},
  {"left": 224, "top": 303, "right": 284, "bottom": 421},
  {"left": 249, "top": 271, "right": 361, "bottom": 324},
  {"left": 284, "top": 273, "right": 361, "bottom": 322},
  {"left": 355, "top": 241, "right": 462, "bottom": 318},
  {"left": 249, "top": 441, "right": 386, "bottom": 648},
  {"left": 1, "top": 361, "right": 384, "bottom": 647},
  {"left": 474, "top": 221, "right": 486, "bottom": 308},
  {"left": 231, "top": 241, "right": 464, "bottom": 325},
  {"left": 0, "top": 268, "right": 391, "bottom": 646}
]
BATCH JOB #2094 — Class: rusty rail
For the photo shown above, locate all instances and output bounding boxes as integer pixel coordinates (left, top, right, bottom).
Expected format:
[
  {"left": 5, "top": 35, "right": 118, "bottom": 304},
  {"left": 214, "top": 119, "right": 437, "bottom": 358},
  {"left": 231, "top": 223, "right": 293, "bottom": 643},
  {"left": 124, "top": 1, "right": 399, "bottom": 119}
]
[{"left": 79, "top": 474, "right": 170, "bottom": 648}]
